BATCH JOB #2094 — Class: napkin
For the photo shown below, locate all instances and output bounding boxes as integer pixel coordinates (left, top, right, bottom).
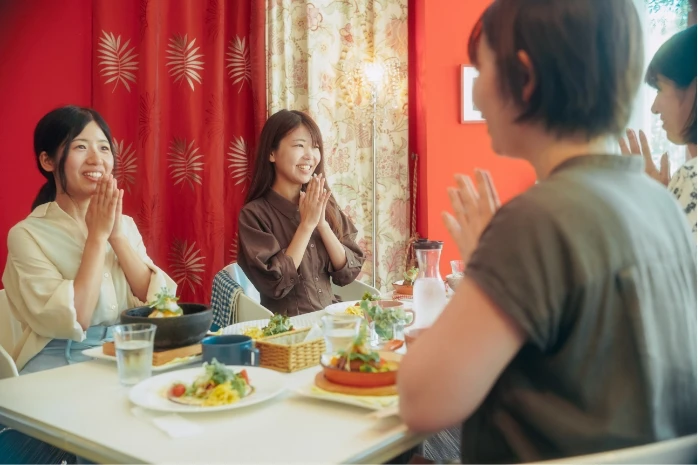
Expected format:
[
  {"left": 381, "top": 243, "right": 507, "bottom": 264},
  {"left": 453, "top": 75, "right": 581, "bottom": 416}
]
[
  {"left": 131, "top": 407, "right": 204, "bottom": 438},
  {"left": 308, "top": 386, "right": 398, "bottom": 409},
  {"left": 303, "top": 322, "right": 324, "bottom": 343}
]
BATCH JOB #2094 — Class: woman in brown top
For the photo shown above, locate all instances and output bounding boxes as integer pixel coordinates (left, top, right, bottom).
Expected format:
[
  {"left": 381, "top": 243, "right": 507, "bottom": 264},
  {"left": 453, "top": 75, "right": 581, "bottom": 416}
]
[{"left": 237, "top": 110, "right": 364, "bottom": 316}]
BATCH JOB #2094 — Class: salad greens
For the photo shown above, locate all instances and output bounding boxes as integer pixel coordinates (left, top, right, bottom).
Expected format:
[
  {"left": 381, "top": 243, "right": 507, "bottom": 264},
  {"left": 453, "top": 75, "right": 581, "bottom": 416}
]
[
  {"left": 334, "top": 325, "right": 389, "bottom": 373},
  {"left": 261, "top": 314, "right": 294, "bottom": 337},
  {"left": 403, "top": 267, "right": 419, "bottom": 286},
  {"left": 193, "top": 358, "right": 248, "bottom": 398},
  {"left": 360, "top": 299, "right": 412, "bottom": 341},
  {"left": 148, "top": 287, "right": 183, "bottom": 316}
]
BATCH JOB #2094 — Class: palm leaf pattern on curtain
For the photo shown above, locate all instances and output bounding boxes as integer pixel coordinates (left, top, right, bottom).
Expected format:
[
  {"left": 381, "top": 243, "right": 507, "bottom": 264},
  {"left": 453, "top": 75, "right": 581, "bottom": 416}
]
[
  {"left": 169, "top": 239, "right": 206, "bottom": 293},
  {"left": 168, "top": 138, "right": 204, "bottom": 190},
  {"left": 166, "top": 34, "right": 204, "bottom": 91},
  {"left": 226, "top": 35, "right": 251, "bottom": 93},
  {"left": 227, "top": 136, "right": 249, "bottom": 187},
  {"left": 98, "top": 30, "right": 139, "bottom": 92},
  {"left": 113, "top": 139, "right": 137, "bottom": 193}
]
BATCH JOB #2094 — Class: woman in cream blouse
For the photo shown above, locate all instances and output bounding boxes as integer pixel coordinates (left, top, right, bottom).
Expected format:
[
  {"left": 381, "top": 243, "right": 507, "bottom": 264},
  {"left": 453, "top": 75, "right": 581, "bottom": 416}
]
[{"left": 2, "top": 106, "right": 175, "bottom": 374}]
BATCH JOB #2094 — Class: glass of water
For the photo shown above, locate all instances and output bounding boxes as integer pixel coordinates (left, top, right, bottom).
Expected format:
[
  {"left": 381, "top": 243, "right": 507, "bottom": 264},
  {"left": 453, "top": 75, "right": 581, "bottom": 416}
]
[
  {"left": 113, "top": 323, "right": 156, "bottom": 386},
  {"left": 450, "top": 260, "right": 466, "bottom": 276},
  {"left": 321, "top": 314, "right": 361, "bottom": 355}
]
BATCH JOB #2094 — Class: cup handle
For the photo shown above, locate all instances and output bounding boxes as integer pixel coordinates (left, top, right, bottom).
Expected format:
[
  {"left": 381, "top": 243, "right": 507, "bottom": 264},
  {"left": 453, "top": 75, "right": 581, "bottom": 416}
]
[
  {"left": 404, "top": 309, "right": 416, "bottom": 327},
  {"left": 247, "top": 347, "right": 260, "bottom": 366}
]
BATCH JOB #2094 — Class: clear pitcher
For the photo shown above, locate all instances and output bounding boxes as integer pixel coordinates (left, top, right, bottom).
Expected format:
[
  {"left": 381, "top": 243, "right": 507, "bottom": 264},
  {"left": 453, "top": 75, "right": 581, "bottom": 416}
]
[{"left": 413, "top": 240, "right": 447, "bottom": 328}]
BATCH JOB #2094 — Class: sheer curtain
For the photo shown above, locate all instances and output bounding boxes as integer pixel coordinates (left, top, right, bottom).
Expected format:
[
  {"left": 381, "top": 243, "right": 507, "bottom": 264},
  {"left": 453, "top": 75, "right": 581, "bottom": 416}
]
[
  {"left": 630, "top": 0, "right": 690, "bottom": 173},
  {"left": 266, "top": 1, "right": 410, "bottom": 291}
]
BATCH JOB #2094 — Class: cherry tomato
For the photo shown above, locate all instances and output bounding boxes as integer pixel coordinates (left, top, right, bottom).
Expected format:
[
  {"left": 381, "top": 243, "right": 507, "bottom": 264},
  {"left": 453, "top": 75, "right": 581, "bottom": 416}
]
[
  {"left": 170, "top": 384, "right": 186, "bottom": 397},
  {"left": 239, "top": 369, "right": 249, "bottom": 384}
]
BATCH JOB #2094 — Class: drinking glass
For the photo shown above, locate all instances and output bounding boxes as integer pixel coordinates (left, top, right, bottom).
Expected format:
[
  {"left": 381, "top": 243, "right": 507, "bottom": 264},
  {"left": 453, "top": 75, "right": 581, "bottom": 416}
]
[
  {"left": 369, "top": 321, "right": 406, "bottom": 348},
  {"left": 450, "top": 260, "right": 466, "bottom": 276},
  {"left": 321, "top": 314, "right": 361, "bottom": 355},
  {"left": 113, "top": 323, "right": 156, "bottom": 386}
]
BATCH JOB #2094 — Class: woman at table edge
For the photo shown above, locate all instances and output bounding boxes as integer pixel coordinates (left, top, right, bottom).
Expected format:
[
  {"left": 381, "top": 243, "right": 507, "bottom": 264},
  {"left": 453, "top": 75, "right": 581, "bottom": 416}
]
[
  {"left": 2, "top": 105, "right": 175, "bottom": 374},
  {"left": 236, "top": 109, "right": 365, "bottom": 316},
  {"left": 619, "top": 25, "right": 697, "bottom": 241}
]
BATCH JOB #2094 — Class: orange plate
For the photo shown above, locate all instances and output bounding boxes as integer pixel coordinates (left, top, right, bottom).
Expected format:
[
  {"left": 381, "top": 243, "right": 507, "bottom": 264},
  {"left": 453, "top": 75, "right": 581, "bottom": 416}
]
[{"left": 320, "top": 351, "right": 400, "bottom": 388}]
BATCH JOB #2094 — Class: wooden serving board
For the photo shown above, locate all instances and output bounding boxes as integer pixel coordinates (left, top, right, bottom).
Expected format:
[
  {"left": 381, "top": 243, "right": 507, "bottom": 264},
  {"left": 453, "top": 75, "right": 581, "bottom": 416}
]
[
  {"left": 314, "top": 372, "right": 397, "bottom": 396},
  {"left": 102, "top": 341, "right": 201, "bottom": 366}
]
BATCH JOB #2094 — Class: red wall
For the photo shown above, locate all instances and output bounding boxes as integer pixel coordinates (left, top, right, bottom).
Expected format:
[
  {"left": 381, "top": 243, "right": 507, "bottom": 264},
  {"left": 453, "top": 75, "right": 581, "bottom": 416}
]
[
  {"left": 410, "top": 0, "right": 536, "bottom": 276},
  {"left": 0, "top": 0, "right": 537, "bottom": 284},
  {"left": 0, "top": 0, "right": 92, "bottom": 281}
]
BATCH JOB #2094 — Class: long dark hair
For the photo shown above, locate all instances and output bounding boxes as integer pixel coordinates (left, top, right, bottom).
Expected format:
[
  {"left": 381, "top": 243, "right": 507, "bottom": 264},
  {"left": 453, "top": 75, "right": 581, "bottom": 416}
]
[
  {"left": 646, "top": 25, "right": 697, "bottom": 144},
  {"left": 32, "top": 106, "right": 116, "bottom": 210},
  {"left": 246, "top": 109, "right": 344, "bottom": 237}
]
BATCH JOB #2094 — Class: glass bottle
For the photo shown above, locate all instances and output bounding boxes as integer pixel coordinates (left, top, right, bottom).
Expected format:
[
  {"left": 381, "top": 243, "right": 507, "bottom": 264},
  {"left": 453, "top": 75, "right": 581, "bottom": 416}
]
[{"left": 412, "top": 240, "right": 447, "bottom": 328}]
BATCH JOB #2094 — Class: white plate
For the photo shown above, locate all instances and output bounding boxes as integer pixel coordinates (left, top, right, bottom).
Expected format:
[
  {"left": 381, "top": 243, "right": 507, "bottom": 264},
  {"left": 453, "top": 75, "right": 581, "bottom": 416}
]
[
  {"left": 294, "top": 383, "right": 398, "bottom": 411},
  {"left": 324, "top": 300, "right": 414, "bottom": 316},
  {"left": 128, "top": 365, "right": 286, "bottom": 413},
  {"left": 82, "top": 347, "right": 201, "bottom": 372},
  {"left": 324, "top": 301, "right": 361, "bottom": 315}
]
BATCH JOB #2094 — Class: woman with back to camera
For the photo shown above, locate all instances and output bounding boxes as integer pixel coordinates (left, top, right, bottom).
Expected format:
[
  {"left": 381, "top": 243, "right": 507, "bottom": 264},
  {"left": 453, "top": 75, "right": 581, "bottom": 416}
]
[
  {"left": 398, "top": 1, "right": 696, "bottom": 463},
  {"left": 237, "top": 109, "right": 365, "bottom": 316},
  {"left": 2, "top": 106, "right": 175, "bottom": 374}
]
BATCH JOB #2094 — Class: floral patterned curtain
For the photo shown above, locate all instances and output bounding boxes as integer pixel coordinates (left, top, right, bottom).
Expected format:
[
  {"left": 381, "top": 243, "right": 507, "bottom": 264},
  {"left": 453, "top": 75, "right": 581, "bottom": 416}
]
[
  {"left": 93, "top": 0, "right": 265, "bottom": 302},
  {"left": 267, "top": 0, "right": 410, "bottom": 290}
]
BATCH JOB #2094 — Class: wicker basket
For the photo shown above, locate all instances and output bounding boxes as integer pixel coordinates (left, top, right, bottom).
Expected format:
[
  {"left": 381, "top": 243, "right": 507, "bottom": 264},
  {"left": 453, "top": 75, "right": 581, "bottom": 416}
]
[{"left": 254, "top": 328, "right": 325, "bottom": 373}]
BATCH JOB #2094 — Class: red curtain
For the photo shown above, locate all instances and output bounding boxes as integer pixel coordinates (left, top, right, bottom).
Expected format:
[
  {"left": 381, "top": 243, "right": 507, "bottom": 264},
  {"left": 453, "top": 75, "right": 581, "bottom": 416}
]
[{"left": 92, "top": 0, "right": 265, "bottom": 302}]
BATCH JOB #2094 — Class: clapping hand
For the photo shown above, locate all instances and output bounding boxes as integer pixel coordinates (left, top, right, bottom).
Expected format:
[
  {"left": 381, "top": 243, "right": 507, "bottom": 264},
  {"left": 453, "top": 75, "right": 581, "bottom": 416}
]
[
  {"left": 300, "top": 173, "right": 332, "bottom": 230},
  {"left": 442, "top": 170, "right": 501, "bottom": 264},
  {"left": 619, "top": 129, "right": 670, "bottom": 186},
  {"left": 85, "top": 174, "right": 119, "bottom": 242}
]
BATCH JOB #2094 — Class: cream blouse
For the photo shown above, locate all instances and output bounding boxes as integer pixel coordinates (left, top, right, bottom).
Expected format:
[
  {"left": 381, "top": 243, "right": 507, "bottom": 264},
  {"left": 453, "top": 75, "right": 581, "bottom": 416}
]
[{"left": 2, "top": 202, "right": 176, "bottom": 371}]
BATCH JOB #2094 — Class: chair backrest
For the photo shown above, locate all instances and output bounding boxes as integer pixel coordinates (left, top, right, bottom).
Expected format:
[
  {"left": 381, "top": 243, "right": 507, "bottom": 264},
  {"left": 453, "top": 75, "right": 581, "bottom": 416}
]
[
  {"left": 331, "top": 280, "right": 380, "bottom": 302},
  {"left": 0, "top": 344, "right": 18, "bottom": 379},
  {"left": 224, "top": 263, "right": 261, "bottom": 304},
  {"left": 0, "top": 289, "right": 22, "bottom": 355},
  {"left": 237, "top": 293, "right": 273, "bottom": 322},
  {"left": 540, "top": 435, "right": 698, "bottom": 464}
]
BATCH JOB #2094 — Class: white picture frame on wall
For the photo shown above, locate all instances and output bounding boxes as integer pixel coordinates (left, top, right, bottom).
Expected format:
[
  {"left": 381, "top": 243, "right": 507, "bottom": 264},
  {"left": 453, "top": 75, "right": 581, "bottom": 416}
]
[{"left": 461, "top": 65, "right": 484, "bottom": 123}]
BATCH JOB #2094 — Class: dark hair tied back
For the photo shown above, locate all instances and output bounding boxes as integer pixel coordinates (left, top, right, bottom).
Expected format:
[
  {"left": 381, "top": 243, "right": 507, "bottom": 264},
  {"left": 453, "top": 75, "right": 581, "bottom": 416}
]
[{"left": 31, "top": 106, "right": 115, "bottom": 211}]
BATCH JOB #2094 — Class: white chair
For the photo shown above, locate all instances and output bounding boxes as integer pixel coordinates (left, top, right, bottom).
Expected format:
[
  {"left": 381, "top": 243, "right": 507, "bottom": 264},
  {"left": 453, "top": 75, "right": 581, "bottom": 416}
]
[
  {"left": 0, "top": 290, "right": 22, "bottom": 355},
  {"left": 224, "top": 263, "right": 261, "bottom": 304},
  {"left": 223, "top": 263, "right": 272, "bottom": 322},
  {"left": 237, "top": 293, "right": 273, "bottom": 322},
  {"left": 332, "top": 280, "right": 380, "bottom": 302},
  {"left": 537, "top": 435, "right": 698, "bottom": 464},
  {"left": 0, "top": 344, "right": 18, "bottom": 380}
]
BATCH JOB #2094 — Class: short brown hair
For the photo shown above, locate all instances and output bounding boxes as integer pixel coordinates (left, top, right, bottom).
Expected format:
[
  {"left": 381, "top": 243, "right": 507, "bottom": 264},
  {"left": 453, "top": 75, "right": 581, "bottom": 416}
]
[
  {"left": 646, "top": 25, "right": 697, "bottom": 145},
  {"left": 468, "top": 0, "right": 644, "bottom": 140}
]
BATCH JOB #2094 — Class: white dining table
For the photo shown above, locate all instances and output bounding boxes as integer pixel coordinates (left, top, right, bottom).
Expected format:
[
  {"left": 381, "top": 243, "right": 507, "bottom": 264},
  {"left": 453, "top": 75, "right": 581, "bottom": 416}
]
[{"left": 0, "top": 333, "right": 427, "bottom": 463}]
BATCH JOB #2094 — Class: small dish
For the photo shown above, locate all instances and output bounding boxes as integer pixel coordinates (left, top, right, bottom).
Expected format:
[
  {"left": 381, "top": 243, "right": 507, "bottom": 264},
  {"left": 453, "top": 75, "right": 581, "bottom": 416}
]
[
  {"left": 320, "top": 351, "right": 401, "bottom": 388},
  {"left": 446, "top": 273, "right": 464, "bottom": 291},
  {"left": 392, "top": 280, "right": 414, "bottom": 296}
]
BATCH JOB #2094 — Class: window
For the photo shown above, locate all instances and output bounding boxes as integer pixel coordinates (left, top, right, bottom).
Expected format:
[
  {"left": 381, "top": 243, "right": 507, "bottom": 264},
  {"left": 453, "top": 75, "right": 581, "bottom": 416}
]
[{"left": 631, "top": 0, "right": 690, "bottom": 173}]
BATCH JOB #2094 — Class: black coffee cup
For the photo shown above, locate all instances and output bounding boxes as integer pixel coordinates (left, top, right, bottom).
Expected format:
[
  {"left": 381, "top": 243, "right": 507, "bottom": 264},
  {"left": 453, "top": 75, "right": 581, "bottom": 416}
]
[{"left": 201, "top": 335, "right": 259, "bottom": 366}]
